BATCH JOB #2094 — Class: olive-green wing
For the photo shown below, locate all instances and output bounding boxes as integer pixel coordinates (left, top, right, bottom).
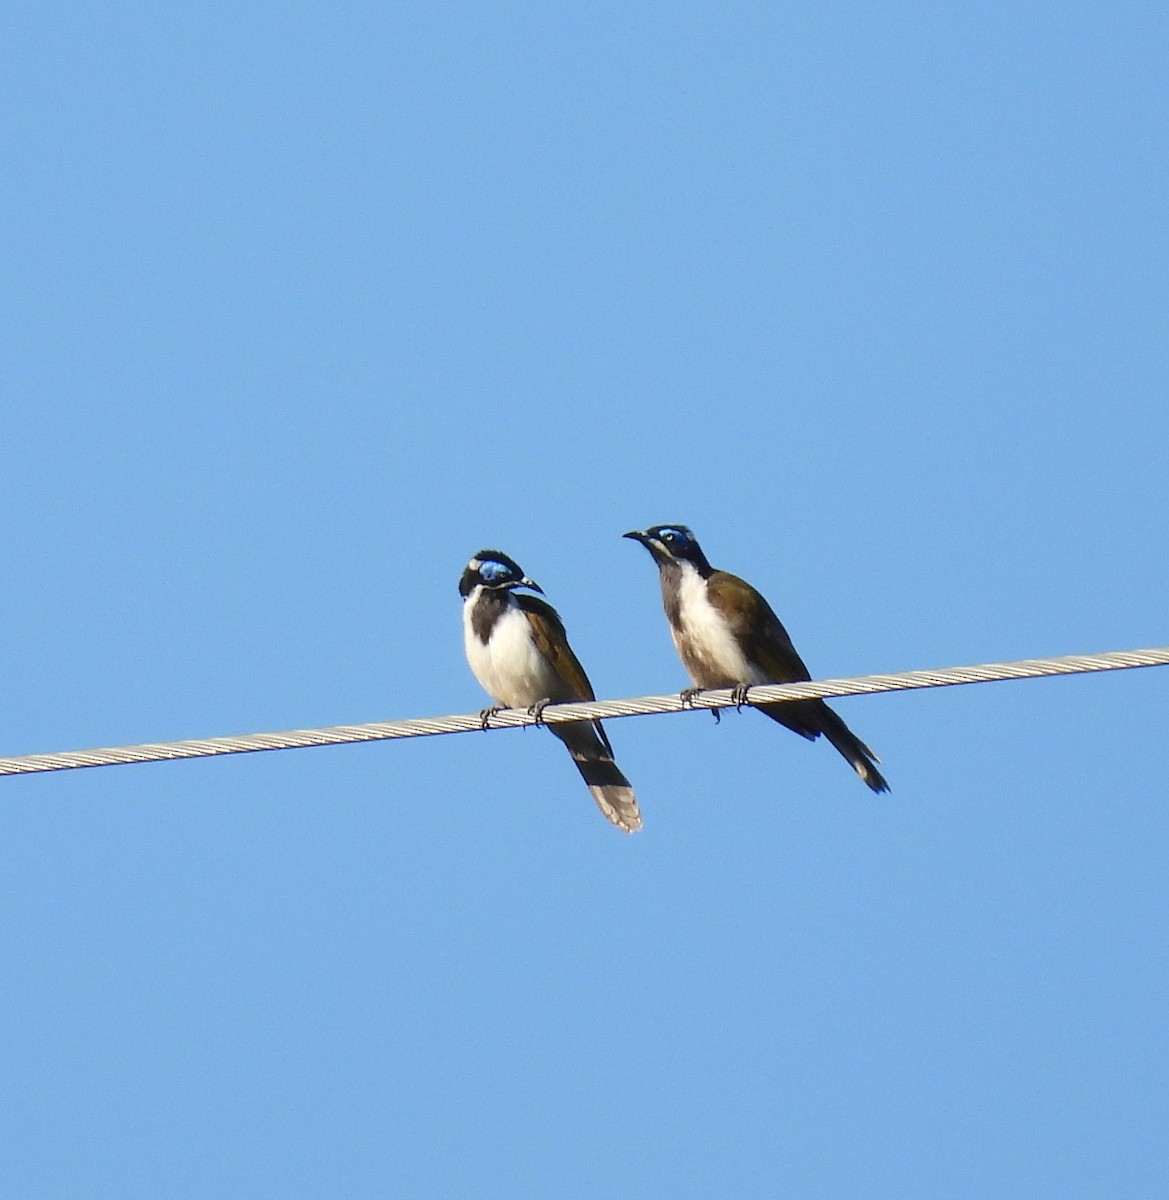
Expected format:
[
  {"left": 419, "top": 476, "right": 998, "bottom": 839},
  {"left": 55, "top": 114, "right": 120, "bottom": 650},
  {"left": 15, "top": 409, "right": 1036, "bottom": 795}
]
[
  {"left": 705, "top": 570, "right": 813, "bottom": 683},
  {"left": 514, "top": 593, "right": 597, "bottom": 702},
  {"left": 515, "top": 593, "right": 618, "bottom": 762},
  {"left": 705, "top": 571, "right": 886, "bottom": 785}
]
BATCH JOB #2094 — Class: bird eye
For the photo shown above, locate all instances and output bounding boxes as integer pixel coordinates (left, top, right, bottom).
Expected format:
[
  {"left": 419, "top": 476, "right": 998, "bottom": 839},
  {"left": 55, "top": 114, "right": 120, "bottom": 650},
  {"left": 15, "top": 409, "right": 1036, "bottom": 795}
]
[{"left": 662, "top": 530, "right": 676, "bottom": 543}]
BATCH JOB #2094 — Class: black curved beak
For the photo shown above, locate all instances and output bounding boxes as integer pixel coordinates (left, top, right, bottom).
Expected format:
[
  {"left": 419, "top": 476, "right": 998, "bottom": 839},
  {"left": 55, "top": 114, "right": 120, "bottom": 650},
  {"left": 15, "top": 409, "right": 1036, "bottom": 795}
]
[
  {"left": 623, "top": 530, "right": 649, "bottom": 544},
  {"left": 518, "top": 576, "right": 544, "bottom": 594}
]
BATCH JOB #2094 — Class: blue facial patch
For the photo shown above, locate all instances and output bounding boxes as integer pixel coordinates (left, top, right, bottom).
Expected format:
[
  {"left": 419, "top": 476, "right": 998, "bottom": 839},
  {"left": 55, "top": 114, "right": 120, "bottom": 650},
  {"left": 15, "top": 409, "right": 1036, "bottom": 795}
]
[{"left": 479, "top": 560, "right": 513, "bottom": 583}]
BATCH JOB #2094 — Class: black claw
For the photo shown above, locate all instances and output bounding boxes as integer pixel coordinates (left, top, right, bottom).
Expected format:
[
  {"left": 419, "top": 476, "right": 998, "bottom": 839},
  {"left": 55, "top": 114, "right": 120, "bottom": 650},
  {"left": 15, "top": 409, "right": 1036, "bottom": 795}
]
[
  {"left": 527, "top": 698, "right": 551, "bottom": 725},
  {"left": 731, "top": 684, "right": 751, "bottom": 710},
  {"left": 479, "top": 705, "right": 505, "bottom": 730},
  {"left": 680, "top": 687, "right": 704, "bottom": 708}
]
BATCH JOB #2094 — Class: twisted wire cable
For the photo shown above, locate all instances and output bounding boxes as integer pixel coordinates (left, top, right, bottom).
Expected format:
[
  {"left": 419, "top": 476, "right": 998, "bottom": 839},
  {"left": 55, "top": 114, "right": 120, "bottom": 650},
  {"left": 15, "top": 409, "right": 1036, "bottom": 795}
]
[{"left": 0, "top": 646, "right": 1165, "bottom": 777}]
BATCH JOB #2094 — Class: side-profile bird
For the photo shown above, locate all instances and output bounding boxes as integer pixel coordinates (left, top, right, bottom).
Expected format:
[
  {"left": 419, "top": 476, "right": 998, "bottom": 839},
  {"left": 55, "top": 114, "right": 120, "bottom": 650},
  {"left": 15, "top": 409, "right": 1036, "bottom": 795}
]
[
  {"left": 459, "top": 550, "right": 642, "bottom": 833},
  {"left": 623, "top": 526, "right": 889, "bottom": 793}
]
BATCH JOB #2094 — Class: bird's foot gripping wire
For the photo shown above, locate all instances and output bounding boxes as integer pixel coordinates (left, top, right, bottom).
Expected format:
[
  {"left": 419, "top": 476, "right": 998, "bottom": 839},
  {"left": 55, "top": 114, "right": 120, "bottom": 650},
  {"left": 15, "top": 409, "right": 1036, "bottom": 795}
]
[
  {"left": 730, "top": 684, "right": 752, "bottom": 711},
  {"left": 479, "top": 706, "right": 506, "bottom": 730},
  {"left": 527, "top": 699, "right": 552, "bottom": 725},
  {"left": 681, "top": 685, "right": 722, "bottom": 724}
]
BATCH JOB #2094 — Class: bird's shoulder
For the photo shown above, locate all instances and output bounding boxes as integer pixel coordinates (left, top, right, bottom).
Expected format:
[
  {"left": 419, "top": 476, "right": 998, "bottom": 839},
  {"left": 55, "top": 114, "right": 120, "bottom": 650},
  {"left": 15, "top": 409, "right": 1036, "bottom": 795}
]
[
  {"left": 513, "top": 592, "right": 596, "bottom": 701},
  {"left": 704, "top": 570, "right": 774, "bottom": 622}
]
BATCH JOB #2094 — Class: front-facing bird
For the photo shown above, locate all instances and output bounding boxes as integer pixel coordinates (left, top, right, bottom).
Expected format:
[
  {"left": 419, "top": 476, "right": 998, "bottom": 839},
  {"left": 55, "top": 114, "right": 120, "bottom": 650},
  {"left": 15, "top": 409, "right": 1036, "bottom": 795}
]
[
  {"left": 459, "top": 551, "right": 642, "bottom": 833},
  {"left": 624, "top": 526, "right": 889, "bottom": 793}
]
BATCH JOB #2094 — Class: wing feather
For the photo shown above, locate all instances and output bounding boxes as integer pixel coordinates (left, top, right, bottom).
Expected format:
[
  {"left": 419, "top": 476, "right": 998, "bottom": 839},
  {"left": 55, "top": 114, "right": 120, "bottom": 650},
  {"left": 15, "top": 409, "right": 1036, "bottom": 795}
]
[
  {"left": 704, "top": 571, "right": 813, "bottom": 683},
  {"left": 514, "top": 593, "right": 597, "bottom": 702},
  {"left": 514, "top": 593, "right": 638, "bottom": 821}
]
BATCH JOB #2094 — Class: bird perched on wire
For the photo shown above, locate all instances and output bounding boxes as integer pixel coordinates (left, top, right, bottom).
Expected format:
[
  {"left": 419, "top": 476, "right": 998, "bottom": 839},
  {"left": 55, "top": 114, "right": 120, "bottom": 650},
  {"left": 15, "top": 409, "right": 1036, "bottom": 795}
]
[
  {"left": 459, "top": 550, "right": 642, "bottom": 833},
  {"left": 623, "top": 525, "right": 889, "bottom": 793}
]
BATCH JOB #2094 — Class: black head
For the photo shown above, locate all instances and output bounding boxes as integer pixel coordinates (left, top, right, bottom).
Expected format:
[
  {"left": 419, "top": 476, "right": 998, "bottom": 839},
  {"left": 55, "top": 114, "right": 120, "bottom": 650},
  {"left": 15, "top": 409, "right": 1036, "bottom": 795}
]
[
  {"left": 623, "top": 525, "right": 712, "bottom": 575},
  {"left": 458, "top": 550, "right": 544, "bottom": 598}
]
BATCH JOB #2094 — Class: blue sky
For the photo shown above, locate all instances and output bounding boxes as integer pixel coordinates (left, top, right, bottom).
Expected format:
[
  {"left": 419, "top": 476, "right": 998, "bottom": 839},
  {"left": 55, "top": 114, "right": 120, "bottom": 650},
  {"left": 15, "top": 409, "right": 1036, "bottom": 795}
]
[{"left": 3, "top": 2, "right": 1167, "bottom": 1195}]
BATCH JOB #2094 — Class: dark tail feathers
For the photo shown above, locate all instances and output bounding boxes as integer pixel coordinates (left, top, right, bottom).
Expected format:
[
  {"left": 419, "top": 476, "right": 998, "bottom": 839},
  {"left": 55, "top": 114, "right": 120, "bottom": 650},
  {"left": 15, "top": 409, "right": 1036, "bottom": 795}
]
[
  {"left": 551, "top": 721, "right": 642, "bottom": 833},
  {"left": 759, "top": 699, "right": 889, "bottom": 794}
]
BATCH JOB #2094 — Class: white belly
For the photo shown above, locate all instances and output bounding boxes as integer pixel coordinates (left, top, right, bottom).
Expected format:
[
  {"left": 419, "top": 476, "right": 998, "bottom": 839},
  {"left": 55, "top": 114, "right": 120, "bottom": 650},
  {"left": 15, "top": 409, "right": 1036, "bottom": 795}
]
[
  {"left": 674, "top": 565, "right": 770, "bottom": 687},
  {"left": 463, "top": 597, "right": 560, "bottom": 708}
]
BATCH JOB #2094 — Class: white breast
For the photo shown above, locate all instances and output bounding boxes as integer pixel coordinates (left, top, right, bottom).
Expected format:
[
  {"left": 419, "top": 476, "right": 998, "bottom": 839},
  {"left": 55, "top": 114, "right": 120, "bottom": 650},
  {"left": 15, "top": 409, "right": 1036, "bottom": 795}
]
[
  {"left": 674, "top": 564, "right": 769, "bottom": 687},
  {"left": 462, "top": 590, "right": 559, "bottom": 708}
]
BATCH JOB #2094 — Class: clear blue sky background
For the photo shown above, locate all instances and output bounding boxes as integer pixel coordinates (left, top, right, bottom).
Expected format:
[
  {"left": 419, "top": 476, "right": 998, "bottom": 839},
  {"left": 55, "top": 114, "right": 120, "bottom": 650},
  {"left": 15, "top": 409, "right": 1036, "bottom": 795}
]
[{"left": 3, "top": 3, "right": 1167, "bottom": 1196}]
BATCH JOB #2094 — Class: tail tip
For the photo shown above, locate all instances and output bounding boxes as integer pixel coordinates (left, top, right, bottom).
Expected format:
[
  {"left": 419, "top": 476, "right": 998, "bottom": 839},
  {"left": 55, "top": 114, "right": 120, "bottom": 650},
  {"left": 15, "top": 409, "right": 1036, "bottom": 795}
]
[
  {"left": 591, "top": 785, "right": 643, "bottom": 833},
  {"left": 859, "top": 763, "right": 891, "bottom": 794}
]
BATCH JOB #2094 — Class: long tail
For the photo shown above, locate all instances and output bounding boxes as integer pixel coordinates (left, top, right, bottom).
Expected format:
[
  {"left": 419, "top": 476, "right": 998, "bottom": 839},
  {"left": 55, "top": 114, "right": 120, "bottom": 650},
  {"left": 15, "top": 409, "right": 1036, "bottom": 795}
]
[
  {"left": 759, "top": 699, "right": 890, "bottom": 794},
  {"left": 551, "top": 721, "right": 642, "bottom": 833}
]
